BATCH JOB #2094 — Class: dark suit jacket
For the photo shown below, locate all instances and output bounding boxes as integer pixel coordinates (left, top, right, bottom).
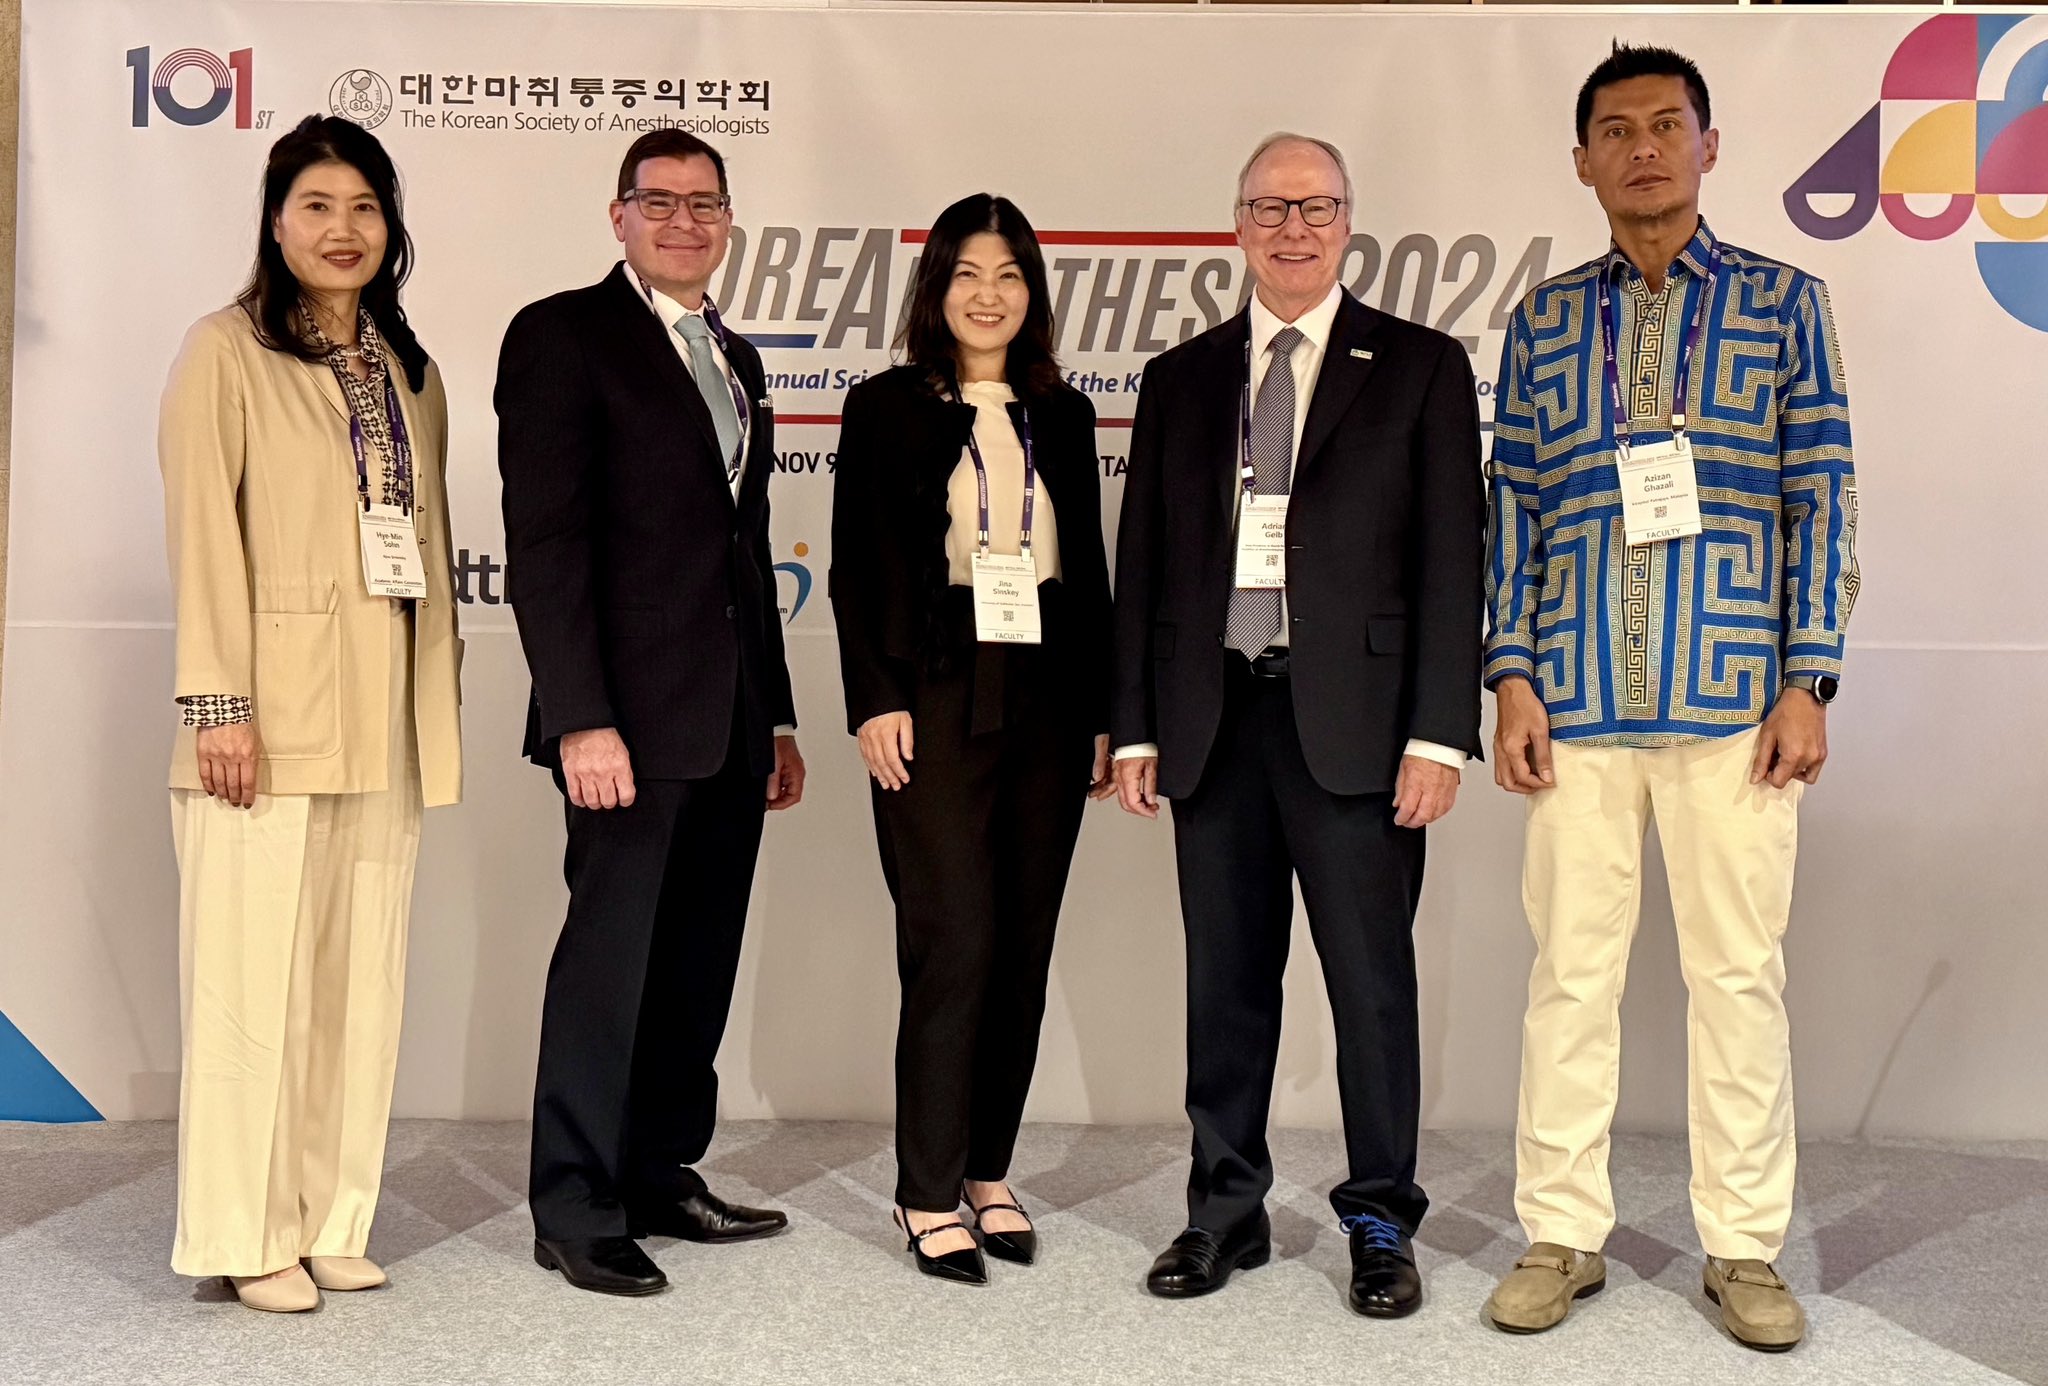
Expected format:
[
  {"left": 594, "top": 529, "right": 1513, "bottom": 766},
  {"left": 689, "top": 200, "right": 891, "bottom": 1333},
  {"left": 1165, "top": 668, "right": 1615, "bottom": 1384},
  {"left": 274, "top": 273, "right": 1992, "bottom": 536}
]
[
  {"left": 829, "top": 365, "right": 1112, "bottom": 735},
  {"left": 1111, "top": 292, "right": 1484, "bottom": 800},
  {"left": 496, "top": 264, "right": 796, "bottom": 781}
]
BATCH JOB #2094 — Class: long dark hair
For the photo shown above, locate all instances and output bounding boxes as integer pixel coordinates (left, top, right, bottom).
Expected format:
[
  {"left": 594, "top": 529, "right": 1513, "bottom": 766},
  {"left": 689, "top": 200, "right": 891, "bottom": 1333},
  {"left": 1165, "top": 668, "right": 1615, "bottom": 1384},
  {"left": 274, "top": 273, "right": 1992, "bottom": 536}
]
[
  {"left": 896, "top": 194, "right": 1063, "bottom": 401},
  {"left": 236, "top": 115, "right": 429, "bottom": 392}
]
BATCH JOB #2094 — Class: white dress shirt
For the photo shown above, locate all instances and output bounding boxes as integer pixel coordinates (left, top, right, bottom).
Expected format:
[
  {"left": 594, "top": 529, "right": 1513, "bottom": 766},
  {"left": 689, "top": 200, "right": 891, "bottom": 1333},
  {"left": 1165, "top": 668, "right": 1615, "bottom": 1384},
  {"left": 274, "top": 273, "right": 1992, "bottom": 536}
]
[
  {"left": 638, "top": 270, "right": 751, "bottom": 500},
  {"left": 1115, "top": 283, "right": 1464, "bottom": 773},
  {"left": 636, "top": 268, "right": 793, "bottom": 738},
  {"left": 945, "top": 380, "right": 1063, "bottom": 586}
]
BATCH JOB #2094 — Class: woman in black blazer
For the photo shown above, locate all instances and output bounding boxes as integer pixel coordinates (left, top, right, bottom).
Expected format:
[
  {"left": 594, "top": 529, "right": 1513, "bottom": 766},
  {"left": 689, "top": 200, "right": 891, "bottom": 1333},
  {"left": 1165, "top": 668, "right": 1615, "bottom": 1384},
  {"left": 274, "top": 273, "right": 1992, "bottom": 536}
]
[{"left": 830, "top": 194, "right": 1113, "bottom": 1284}]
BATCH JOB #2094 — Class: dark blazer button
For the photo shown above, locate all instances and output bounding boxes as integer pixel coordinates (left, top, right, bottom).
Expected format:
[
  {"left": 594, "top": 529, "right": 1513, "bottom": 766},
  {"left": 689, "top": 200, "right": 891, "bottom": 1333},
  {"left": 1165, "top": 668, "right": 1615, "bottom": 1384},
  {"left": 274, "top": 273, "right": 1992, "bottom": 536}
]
[{"left": 726, "top": 605, "right": 737, "bottom": 619}]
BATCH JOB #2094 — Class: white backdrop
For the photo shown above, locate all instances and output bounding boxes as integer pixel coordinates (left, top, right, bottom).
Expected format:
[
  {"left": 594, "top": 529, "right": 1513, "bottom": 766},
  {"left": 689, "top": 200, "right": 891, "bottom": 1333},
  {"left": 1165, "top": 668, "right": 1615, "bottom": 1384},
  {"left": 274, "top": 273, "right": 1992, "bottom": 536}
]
[{"left": 5, "top": 1, "right": 2045, "bottom": 1139}]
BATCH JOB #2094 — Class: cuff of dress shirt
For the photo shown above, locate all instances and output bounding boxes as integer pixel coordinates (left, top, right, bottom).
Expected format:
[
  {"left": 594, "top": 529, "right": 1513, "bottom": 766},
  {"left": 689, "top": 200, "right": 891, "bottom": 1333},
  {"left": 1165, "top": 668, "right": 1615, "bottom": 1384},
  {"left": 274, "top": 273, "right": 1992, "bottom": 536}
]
[
  {"left": 1112, "top": 743, "right": 1159, "bottom": 761},
  {"left": 773, "top": 724, "right": 797, "bottom": 738},
  {"left": 1402, "top": 738, "right": 1467, "bottom": 770}
]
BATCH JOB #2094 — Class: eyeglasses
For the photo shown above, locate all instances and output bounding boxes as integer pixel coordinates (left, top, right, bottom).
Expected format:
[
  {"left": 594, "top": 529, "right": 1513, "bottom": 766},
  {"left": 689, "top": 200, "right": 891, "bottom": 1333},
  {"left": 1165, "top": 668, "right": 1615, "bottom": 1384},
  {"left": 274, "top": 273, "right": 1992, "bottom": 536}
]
[
  {"left": 622, "top": 188, "right": 731, "bottom": 224},
  {"left": 1240, "top": 196, "right": 1346, "bottom": 228}
]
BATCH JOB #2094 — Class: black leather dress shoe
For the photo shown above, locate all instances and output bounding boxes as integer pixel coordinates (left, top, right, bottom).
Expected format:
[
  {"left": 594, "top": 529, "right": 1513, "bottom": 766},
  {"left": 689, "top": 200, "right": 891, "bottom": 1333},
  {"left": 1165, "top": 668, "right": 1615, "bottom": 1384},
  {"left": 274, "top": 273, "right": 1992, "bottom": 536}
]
[
  {"left": 533, "top": 1236, "right": 668, "bottom": 1296},
  {"left": 627, "top": 1190, "right": 789, "bottom": 1243},
  {"left": 1343, "top": 1214, "right": 1422, "bottom": 1318},
  {"left": 1146, "top": 1211, "right": 1272, "bottom": 1298}
]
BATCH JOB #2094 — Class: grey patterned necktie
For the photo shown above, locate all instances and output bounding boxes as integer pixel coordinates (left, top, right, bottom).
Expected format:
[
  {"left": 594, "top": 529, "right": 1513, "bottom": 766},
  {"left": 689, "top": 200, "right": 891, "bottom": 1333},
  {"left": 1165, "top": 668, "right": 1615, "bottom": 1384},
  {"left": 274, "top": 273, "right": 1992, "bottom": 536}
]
[
  {"left": 1225, "top": 325, "right": 1304, "bottom": 656},
  {"left": 674, "top": 312, "right": 743, "bottom": 474}
]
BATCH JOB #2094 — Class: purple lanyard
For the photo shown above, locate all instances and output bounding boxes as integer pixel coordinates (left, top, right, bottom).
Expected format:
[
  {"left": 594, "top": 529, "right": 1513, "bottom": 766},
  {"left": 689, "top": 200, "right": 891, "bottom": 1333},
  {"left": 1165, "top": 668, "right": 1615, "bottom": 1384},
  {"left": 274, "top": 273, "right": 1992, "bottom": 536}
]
[
  {"left": 961, "top": 397, "right": 1036, "bottom": 556},
  {"left": 348, "top": 373, "right": 415, "bottom": 516},
  {"left": 1599, "top": 244, "right": 1718, "bottom": 453},
  {"left": 1237, "top": 339, "right": 1259, "bottom": 496}
]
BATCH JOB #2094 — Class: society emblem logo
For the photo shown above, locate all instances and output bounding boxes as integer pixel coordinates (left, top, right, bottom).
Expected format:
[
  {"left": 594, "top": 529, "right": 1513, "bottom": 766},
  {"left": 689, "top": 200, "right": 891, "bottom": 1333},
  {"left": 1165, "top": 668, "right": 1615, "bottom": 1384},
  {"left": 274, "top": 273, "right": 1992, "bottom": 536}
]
[
  {"left": 1785, "top": 14, "right": 2048, "bottom": 331},
  {"left": 331, "top": 69, "right": 395, "bottom": 129}
]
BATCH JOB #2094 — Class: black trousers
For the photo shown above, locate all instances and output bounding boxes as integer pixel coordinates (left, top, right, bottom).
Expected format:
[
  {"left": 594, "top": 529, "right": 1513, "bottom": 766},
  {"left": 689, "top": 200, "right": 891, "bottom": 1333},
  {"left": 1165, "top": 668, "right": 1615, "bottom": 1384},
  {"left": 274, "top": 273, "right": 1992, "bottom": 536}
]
[
  {"left": 528, "top": 713, "right": 767, "bottom": 1239},
  {"left": 1170, "top": 659, "right": 1429, "bottom": 1235},
  {"left": 872, "top": 639, "right": 1092, "bottom": 1212}
]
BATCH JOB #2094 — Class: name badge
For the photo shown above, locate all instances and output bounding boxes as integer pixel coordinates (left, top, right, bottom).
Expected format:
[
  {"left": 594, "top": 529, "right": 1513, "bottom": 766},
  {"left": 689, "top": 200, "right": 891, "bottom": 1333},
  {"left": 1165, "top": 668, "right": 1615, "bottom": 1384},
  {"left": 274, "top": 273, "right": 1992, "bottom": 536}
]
[
  {"left": 358, "top": 502, "right": 428, "bottom": 599},
  {"left": 971, "top": 551, "right": 1042, "bottom": 644},
  {"left": 1618, "top": 436, "right": 1703, "bottom": 546},
  {"left": 1233, "top": 493, "right": 1289, "bottom": 588}
]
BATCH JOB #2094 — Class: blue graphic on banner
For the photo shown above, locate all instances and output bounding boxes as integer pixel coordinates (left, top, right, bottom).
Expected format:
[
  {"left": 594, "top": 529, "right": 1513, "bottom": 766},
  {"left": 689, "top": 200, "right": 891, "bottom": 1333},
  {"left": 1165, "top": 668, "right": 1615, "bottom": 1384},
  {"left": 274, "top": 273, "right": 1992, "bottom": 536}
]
[{"left": 0, "top": 1009, "right": 102, "bottom": 1123}]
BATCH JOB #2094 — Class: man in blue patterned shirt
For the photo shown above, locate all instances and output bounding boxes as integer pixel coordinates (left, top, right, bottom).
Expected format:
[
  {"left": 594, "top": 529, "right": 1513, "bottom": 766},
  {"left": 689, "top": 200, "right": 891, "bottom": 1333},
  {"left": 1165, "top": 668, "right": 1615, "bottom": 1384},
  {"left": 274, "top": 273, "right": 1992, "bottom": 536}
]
[{"left": 1481, "top": 45, "right": 1858, "bottom": 1352}]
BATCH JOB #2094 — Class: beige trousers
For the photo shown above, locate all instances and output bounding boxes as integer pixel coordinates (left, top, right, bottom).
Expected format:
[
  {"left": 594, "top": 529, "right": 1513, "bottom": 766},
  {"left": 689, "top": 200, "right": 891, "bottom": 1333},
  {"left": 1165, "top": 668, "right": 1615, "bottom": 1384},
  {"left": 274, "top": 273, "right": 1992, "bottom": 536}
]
[
  {"left": 1514, "top": 727, "right": 1802, "bottom": 1263},
  {"left": 171, "top": 606, "right": 421, "bottom": 1277}
]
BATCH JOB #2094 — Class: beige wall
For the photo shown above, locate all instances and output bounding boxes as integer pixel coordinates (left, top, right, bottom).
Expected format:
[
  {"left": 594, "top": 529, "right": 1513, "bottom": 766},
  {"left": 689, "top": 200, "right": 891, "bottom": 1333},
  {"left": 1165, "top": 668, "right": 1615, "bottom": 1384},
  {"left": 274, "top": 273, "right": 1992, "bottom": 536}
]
[{"left": 1, "top": 0, "right": 18, "bottom": 708}]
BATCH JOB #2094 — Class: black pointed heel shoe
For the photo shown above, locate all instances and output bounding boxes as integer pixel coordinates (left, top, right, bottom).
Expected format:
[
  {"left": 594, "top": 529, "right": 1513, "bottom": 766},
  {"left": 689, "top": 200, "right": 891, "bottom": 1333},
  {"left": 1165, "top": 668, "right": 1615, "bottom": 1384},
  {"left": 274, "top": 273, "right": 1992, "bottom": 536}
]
[
  {"left": 894, "top": 1208, "right": 988, "bottom": 1285},
  {"left": 962, "top": 1183, "right": 1037, "bottom": 1266}
]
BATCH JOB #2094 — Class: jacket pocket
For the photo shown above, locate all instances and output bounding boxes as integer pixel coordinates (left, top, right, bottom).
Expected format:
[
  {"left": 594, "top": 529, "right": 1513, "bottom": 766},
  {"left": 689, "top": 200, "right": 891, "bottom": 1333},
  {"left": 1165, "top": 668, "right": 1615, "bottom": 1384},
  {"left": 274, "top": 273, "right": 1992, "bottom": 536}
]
[
  {"left": 251, "top": 607, "right": 342, "bottom": 759},
  {"left": 1366, "top": 616, "right": 1407, "bottom": 655}
]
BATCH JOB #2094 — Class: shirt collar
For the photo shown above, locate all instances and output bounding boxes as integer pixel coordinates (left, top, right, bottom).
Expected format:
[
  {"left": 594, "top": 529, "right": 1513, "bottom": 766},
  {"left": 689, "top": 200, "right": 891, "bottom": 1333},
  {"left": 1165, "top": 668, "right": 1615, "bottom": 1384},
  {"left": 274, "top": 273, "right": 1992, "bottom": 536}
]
[
  {"left": 1604, "top": 218, "right": 1717, "bottom": 286},
  {"left": 1248, "top": 281, "right": 1342, "bottom": 360},
  {"left": 639, "top": 277, "right": 704, "bottom": 336}
]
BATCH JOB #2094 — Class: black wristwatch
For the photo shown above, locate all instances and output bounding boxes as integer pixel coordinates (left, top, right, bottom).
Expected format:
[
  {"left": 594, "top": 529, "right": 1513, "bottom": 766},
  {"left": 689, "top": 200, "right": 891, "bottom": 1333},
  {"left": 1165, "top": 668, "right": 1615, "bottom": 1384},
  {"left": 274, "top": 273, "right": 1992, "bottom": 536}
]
[{"left": 1786, "top": 674, "right": 1838, "bottom": 705}]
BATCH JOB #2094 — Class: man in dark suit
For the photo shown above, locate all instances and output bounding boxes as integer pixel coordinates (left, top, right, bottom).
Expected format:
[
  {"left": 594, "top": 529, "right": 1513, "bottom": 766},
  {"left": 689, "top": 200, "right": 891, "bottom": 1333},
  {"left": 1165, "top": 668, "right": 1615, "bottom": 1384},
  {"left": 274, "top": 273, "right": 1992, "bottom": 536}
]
[
  {"left": 1112, "top": 133, "right": 1483, "bottom": 1317},
  {"left": 498, "top": 131, "right": 805, "bottom": 1297}
]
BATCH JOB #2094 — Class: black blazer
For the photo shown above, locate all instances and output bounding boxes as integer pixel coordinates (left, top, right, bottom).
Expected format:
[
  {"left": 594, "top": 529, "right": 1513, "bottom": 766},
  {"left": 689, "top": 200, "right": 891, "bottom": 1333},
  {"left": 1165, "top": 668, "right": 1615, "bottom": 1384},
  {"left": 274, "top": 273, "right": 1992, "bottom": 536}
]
[
  {"left": 496, "top": 264, "right": 796, "bottom": 781},
  {"left": 829, "top": 364, "right": 1112, "bottom": 735},
  {"left": 1111, "top": 293, "right": 1484, "bottom": 799}
]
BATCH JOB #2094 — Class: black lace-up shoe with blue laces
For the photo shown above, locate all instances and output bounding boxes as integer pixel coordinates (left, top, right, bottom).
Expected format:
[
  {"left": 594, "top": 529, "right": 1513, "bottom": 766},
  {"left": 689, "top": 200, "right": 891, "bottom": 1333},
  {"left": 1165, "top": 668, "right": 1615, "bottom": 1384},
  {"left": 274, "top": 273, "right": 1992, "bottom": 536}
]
[{"left": 1343, "top": 1212, "right": 1422, "bottom": 1318}]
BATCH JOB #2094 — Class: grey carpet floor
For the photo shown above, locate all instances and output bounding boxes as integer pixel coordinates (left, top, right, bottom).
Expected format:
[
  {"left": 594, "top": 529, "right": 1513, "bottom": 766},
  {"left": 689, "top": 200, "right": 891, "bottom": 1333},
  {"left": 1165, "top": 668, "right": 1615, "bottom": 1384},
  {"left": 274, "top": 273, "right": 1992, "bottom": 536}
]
[{"left": 1, "top": 1120, "right": 2042, "bottom": 1386}]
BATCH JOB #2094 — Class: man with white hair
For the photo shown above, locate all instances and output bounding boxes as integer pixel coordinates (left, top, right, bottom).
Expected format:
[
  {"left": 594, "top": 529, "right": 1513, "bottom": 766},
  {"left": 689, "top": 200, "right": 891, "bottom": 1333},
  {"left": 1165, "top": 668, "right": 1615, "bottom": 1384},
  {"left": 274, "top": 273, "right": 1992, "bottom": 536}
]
[{"left": 1111, "top": 133, "right": 1484, "bottom": 1315}]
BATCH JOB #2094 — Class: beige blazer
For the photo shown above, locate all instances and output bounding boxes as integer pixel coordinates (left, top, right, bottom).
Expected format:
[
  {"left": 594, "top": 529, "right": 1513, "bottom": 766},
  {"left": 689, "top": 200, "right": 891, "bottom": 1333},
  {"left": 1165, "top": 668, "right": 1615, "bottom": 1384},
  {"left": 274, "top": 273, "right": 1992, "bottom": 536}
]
[{"left": 159, "top": 306, "right": 463, "bottom": 807}]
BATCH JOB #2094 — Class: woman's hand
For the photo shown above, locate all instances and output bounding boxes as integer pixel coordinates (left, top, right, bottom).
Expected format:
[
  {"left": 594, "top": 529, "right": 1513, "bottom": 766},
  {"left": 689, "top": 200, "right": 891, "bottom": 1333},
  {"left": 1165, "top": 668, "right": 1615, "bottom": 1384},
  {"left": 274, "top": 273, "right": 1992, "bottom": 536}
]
[
  {"left": 858, "top": 712, "right": 915, "bottom": 790},
  {"left": 196, "top": 722, "right": 260, "bottom": 809},
  {"left": 1088, "top": 734, "right": 1115, "bottom": 801}
]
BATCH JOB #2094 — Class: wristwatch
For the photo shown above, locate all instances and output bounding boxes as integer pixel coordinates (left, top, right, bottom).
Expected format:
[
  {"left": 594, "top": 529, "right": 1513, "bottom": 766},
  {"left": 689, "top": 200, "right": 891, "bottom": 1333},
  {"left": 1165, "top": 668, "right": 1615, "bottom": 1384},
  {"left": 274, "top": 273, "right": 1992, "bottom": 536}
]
[{"left": 1786, "top": 674, "right": 1838, "bottom": 704}]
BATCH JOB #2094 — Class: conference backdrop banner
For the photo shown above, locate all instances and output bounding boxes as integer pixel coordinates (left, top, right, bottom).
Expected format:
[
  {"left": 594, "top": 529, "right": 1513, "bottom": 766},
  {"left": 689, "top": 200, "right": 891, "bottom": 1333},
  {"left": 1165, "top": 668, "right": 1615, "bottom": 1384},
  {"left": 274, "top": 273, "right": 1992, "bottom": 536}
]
[{"left": 5, "top": 1, "right": 2045, "bottom": 1137}]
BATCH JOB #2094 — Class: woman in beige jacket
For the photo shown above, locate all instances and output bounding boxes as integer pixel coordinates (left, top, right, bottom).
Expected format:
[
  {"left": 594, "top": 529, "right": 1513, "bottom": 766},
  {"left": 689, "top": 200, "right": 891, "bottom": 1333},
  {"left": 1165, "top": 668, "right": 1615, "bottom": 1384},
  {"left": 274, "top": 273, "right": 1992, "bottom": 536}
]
[{"left": 159, "top": 115, "right": 461, "bottom": 1312}]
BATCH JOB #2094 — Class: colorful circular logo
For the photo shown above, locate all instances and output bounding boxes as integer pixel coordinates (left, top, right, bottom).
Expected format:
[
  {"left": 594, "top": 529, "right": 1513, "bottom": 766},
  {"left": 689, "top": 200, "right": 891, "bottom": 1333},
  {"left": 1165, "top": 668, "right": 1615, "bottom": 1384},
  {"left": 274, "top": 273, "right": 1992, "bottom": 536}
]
[
  {"left": 329, "top": 70, "right": 394, "bottom": 130},
  {"left": 1786, "top": 15, "right": 2048, "bottom": 331}
]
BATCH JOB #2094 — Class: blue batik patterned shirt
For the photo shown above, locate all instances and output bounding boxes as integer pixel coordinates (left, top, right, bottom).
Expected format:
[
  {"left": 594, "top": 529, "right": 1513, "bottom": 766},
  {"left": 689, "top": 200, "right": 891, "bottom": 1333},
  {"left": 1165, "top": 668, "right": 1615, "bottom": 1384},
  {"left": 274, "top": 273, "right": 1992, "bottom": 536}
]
[{"left": 1483, "top": 220, "right": 1859, "bottom": 746}]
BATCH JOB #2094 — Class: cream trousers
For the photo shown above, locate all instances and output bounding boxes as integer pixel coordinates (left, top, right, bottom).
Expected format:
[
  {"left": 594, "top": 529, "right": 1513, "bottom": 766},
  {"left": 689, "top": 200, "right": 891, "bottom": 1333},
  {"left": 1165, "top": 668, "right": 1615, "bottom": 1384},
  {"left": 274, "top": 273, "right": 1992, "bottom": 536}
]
[
  {"left": 1514, "top": 726, "right": 1802, "bottom": 1263},
  {"left": 171, "top": 606, "right": 421, "bottom": 1277}
]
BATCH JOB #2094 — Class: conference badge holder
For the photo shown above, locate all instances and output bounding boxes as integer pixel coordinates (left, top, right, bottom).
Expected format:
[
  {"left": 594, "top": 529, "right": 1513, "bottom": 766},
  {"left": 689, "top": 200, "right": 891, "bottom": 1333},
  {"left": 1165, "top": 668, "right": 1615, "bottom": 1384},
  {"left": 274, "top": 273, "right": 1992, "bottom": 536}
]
[
  {"left": 965, "top": 403, "right": 1043, "bottom": 645},
  {"left": 1602, "top": 242, "right": 1717, "bottom": 551},
  {"left": 1234, "top": 492, "right": 1289, "bottom": 588},
  {"left": 1231, "top": 343, "right": 1288, "bottom": 589},
  {"left": 1617, "top": 436, "right": 1703, "bottom": 547},
  {"left": 351, "top": 381, "right": 428, "bottom": 600},
  {"left": 359, "top": 503, "right": 428, "bottom": 599}
]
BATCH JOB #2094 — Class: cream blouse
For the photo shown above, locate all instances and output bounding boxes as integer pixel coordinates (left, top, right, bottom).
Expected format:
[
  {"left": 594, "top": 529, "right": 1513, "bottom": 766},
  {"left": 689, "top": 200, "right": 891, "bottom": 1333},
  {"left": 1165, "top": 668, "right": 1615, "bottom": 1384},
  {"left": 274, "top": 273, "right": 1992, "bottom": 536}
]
[{"left": 943, "top": 380, "right": 1063, "bottom": 586}]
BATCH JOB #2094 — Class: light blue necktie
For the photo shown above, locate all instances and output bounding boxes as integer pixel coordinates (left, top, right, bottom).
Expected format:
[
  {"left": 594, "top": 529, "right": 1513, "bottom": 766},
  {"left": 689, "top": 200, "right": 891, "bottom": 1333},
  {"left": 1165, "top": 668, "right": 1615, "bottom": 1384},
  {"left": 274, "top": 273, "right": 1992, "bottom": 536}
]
[{"left": 674, "top": 312, "right": 742, "bottom": 472}]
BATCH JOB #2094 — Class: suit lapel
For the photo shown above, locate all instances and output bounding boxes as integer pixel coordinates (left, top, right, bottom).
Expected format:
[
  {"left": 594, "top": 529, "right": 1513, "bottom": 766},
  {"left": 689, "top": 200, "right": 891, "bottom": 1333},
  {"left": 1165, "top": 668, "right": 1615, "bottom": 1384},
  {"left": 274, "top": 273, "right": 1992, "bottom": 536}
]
[
  {"left": 1295, "top": 293, "right": 1384, "bottom": 479},
  {"left": 306, "top": 356, "right": 349, "bottom": 425},
  {"left": 603, "top": 264, "right": 724, "bottom": 460},
  {"left": 1206, "top": 311, "right": 1253, "bottom": 519}
]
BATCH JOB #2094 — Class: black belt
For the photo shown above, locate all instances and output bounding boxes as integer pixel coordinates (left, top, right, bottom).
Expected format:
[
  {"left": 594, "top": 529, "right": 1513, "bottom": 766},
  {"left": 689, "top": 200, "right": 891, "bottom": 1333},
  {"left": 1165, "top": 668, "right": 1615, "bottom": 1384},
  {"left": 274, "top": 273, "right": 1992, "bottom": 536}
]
[{"left": 1247, "top": 646, "right": 1291, "bottom": 679}]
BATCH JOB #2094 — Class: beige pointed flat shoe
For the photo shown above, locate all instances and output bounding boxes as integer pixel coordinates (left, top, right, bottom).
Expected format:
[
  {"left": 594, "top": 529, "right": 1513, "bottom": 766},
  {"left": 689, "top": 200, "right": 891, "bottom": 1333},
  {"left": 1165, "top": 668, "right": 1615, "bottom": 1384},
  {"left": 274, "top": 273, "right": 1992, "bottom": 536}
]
[
  {"left": 305, "top": 1256, "right": 387, "bottom": 1291},
  {"left": 230, "top": 1264, "right": 320, "bottom": 1312}
]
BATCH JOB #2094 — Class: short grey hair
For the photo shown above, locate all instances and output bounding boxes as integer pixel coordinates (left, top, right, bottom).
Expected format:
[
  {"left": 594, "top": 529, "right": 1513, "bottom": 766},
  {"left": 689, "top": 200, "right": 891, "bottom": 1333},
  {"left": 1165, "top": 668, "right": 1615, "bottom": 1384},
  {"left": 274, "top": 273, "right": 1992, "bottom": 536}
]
[{"left": 1233, "top": 132, "right": 1355, "bottom": 214}]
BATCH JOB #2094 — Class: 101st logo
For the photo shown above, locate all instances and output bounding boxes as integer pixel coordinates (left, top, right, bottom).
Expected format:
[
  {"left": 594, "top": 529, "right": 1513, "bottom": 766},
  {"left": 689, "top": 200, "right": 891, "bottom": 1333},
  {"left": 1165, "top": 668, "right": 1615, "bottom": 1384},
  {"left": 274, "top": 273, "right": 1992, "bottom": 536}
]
[{"left": 126, "top": 46, "right": 273, "bottom": 129}]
